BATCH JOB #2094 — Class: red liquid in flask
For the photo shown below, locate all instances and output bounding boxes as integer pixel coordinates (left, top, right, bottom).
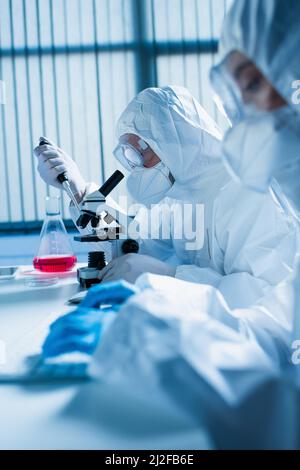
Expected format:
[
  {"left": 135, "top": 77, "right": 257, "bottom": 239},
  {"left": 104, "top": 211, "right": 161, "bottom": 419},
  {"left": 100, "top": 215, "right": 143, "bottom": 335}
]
[{"left": 33, "top": 254, "right": 77, "bottom": 273}]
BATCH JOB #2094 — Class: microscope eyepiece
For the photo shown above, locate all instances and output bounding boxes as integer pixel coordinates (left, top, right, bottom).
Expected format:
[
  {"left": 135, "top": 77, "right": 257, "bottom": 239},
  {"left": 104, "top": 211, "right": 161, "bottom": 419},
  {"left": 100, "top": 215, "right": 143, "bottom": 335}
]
[{"left": 99, "top": 170, "right": 124, "bottom": 197}]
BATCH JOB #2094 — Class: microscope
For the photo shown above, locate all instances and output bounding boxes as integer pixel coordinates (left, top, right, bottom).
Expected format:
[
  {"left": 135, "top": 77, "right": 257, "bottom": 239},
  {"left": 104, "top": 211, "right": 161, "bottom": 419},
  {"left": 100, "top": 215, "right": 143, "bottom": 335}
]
[
  {"left": 38, "top": 138, "right": 139, "bottom": 290},
  {"left": 73, "top": 170, "right": 139, "bottom": 288}
]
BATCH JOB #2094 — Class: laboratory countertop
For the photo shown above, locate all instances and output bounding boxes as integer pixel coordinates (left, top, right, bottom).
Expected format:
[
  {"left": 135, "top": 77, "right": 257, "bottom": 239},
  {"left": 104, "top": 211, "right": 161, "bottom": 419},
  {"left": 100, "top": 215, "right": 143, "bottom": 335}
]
[{"left": 0, "top": 265, "right": 211, "bottom": 450}]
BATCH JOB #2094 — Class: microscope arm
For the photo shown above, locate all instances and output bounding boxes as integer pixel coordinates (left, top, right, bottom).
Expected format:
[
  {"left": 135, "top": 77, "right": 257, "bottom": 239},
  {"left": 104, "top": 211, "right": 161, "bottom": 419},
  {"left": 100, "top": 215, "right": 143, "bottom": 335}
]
[{"left": 76, "top": 170, "right": 124, "bottom": 229}]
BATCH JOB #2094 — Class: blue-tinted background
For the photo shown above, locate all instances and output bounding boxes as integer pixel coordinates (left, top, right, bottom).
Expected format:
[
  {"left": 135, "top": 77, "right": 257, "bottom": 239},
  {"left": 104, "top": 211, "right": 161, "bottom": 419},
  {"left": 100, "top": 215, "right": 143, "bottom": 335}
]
[{"left": 0, "top": 0, "right": 233, "bottom": 264}]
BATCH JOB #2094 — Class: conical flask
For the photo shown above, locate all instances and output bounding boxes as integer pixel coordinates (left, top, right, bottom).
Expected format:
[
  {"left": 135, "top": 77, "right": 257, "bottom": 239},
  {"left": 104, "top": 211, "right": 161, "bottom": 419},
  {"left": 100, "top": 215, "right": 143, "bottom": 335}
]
[{"left": 33, "top": 196, "right": 77, "bottom": 272}]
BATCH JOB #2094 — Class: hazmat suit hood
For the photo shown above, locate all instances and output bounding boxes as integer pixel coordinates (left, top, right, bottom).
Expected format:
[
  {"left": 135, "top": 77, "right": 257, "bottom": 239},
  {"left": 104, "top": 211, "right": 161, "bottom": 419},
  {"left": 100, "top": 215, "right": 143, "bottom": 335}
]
[
  {"left": 115, "top": 86, "right": 230, "bottom": 267},
  {"left": 211, "top": 0, "right": 300, "bottom": 121},
  {"left": 115, "top": 85, "right": 228, "bottom": 199}
]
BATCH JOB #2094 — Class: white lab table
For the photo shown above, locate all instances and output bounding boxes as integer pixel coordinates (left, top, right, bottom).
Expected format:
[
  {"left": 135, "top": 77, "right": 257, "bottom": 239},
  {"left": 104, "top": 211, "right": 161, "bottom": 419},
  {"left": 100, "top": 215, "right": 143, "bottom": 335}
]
[{"left": 0, "top": 266, "right": 211, "bottom": 450}]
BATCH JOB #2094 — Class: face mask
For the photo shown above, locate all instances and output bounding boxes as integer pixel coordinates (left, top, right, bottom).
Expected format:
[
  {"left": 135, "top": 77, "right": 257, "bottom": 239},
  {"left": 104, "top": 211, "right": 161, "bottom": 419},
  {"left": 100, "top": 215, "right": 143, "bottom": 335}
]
[
  {"left": 222, "top": 107, "right": 300, "bottom": 193},
  {"left": 127, "top": 162, "right": 174, "bottom": 206}
]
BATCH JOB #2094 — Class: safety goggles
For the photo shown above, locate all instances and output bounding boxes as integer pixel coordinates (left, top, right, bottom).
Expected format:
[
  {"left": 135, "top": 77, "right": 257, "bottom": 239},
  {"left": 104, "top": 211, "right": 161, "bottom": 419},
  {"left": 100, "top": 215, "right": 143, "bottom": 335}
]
[{"left": 113, "top": 138, "right": 149, "bottom": 171}]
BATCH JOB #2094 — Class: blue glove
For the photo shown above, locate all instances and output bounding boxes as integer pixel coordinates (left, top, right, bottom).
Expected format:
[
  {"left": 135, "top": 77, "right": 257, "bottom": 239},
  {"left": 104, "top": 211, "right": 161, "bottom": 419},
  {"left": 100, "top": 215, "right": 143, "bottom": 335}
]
[
  {"left": 42, "top": 281, "right": 139, "bottom": 358},
  {"left": 42, "top": 307, "right": 106, "bottom": 357},
  {"left": 81, "top": 280, "right": 140, "bottom": 310}
]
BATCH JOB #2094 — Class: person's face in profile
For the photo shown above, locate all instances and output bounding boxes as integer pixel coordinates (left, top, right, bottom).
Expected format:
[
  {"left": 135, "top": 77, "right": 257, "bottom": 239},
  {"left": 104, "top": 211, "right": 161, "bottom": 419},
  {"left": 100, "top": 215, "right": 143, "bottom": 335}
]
[
  {"left": 120, "top": 134, "right": 161, "bottom": 168},
  {"left": 227, "top": 51, "right": 287, "bottom": 112}
]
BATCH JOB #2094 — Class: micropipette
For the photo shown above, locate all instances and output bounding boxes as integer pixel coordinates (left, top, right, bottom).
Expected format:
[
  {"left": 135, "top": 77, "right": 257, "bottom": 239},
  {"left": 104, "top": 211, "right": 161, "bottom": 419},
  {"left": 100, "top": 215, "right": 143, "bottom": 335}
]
[{"left": 39, "top": 138, "right": 81, "bottom": 216}]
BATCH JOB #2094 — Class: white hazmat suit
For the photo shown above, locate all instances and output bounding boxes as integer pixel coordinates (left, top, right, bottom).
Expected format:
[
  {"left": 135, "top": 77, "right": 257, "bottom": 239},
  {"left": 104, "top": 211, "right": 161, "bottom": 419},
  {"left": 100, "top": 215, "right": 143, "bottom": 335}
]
[
  {"left": 72, "top": 86, "right": 230, "bottom": 269},
  {"left": 90, "top": 0, "right": 300, "bottom": 450},
  {"left": 112, "top": 87, "right": 299, "bottom": 302},
  {"left": 72, "top": 85, "right": 298, "bottom": 303}
]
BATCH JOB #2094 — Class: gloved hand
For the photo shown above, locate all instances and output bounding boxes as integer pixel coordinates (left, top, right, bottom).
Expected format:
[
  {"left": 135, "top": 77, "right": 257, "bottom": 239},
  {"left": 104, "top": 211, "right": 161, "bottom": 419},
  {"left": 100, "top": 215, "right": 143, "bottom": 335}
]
[
  {"left": 42, "top": 307, "right": 106, "bottom": 358},
  {"left": 34, "top": 137, "right": 86, "bottom": 202},
  {"left": 81, "top": 279, "right": 140, "bottom": 309},
  {"left": 98, "top": 253, "right": 176, "bottom": 284},
  {"left": 42, "top": 281, "right": 138, "bottom": 358}
]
